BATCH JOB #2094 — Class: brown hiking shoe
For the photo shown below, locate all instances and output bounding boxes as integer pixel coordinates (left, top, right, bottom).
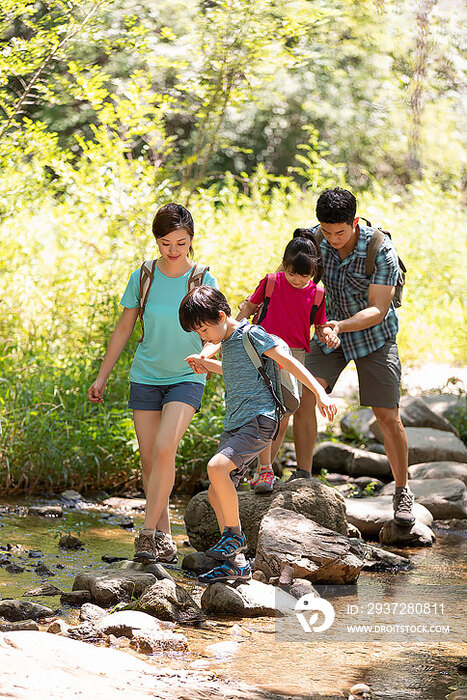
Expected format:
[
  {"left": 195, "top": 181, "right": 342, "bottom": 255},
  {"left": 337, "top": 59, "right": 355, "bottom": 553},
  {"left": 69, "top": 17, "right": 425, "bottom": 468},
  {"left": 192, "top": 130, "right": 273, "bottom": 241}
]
[
  {"left": 393, "top": 486, "right": 415, "bottom": 526},
  {"left": 153, "top": 530, "right": 178, "bottom": 564},
  {"left": 133, "top": 530, "right": 157, "bottom": 563}
]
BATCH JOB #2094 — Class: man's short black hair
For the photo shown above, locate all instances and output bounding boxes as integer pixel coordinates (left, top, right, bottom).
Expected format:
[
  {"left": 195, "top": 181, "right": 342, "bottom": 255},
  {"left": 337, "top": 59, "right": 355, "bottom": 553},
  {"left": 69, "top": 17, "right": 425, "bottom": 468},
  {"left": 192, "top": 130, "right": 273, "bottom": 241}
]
[
  {"left": 179, "top": 285, "right": 231, "bottom": 332},
  {"left": 316, "top": 188, "right": 357, "bottom": 224}
]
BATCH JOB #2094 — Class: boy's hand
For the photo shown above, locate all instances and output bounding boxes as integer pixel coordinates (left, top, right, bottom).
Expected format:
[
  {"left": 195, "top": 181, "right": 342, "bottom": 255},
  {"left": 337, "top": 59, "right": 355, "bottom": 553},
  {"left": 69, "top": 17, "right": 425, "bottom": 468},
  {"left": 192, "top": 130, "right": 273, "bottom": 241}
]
[
  {"left": 185, "top": 354, "right": 208, "bottom": 374},
  {"left": 316, "top": 392, "right": 337, "bottom": 421}
]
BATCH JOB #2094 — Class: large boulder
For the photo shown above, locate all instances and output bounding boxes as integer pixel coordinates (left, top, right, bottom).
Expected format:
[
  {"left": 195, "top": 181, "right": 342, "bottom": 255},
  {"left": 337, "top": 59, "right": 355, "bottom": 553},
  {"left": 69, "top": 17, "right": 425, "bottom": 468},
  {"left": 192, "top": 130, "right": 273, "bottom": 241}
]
[
  {"left": 345, "top": 496, "right": 433, "bottom": 539},
  {"left": 184, "top": 478, "right": 347, "bottom": 555},
  {"left": 409, "top": 461, "right": 467, "bottom": 486},
  {"left": 380, "top": 478, "right": 467, "bottom": 519},
  {"left": 313, "top": 441, "right": 391, "bottom": 478},
  {"left": 379, "top": 520, "right": 436, "bottom": 547},
  {"left": 132, "top": 579, "right": 205, "bottom": 624},
  {"left": 254, "top": 507, "right": 365, "bottom": 585},
  {"left": 201, "top": 579, "right": 297, "bottom": 618},
  {"left": 400, "top": 428, "right": 466, "bottom": 465},
  {"left": 340, "top": 408, "right": 374, "bottom": 439},
  {"left": 423, "top": 393, "right": 465, "bottom": 422},
  {"left": 0, "top": 600, "right": 54, "bottom": 622}
]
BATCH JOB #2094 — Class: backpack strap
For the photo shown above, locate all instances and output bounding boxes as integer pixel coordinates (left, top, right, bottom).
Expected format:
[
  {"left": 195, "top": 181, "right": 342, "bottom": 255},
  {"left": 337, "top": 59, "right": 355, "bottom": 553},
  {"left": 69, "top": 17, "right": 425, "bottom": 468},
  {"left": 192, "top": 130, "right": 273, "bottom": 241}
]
[
  {"left": 138, "top": 259, "right": 156, "bottom": 343},
  {"left": 310, "top": 285, "right": 325, "bottom": 326},
  {"left": 241, "top": 327, "right": 282, "bottom": 438},
  {"left": 365, "top": 229, "right": 385, "bottom": 276},
  {"left": 187, "top": 262, "right": 209, "bottom": 291},
  {"left": 313, "top": 226, "right": 324, "bottom": 246},
  {"left": 256, "top": 273, "right": 277, "bottom": 324}
]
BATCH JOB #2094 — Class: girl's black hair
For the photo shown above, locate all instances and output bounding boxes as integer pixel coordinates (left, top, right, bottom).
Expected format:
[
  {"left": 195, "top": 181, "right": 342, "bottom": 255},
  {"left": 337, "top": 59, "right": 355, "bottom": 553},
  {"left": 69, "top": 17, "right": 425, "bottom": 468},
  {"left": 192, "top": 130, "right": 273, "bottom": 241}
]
[
  {"left": 179, "top": 286, "right": 231, "bottom": 332},
  {"left": 152, "top": 202, "right": 195, "bottom": 256},
  {"left": 284, "top": 230, "right": 323, "bottom": 283}
]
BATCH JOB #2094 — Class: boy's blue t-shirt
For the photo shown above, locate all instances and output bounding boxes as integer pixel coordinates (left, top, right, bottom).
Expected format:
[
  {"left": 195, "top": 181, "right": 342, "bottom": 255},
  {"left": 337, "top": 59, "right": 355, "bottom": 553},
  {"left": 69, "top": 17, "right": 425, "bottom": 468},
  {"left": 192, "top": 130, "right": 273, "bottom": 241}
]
[
  {"left": 121, "top": 263, "right": 218, "bottom": 386},
  {"left": 221, "top": 319, "right": 278, "bottom": 431}
]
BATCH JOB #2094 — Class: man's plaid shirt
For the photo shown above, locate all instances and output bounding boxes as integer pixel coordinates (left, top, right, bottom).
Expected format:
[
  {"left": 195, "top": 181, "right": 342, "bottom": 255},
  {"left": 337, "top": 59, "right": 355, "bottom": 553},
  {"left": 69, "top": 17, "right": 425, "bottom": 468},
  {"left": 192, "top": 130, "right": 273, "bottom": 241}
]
[{"left": 312, "top": 224, "right": 399, "bottom": 361}]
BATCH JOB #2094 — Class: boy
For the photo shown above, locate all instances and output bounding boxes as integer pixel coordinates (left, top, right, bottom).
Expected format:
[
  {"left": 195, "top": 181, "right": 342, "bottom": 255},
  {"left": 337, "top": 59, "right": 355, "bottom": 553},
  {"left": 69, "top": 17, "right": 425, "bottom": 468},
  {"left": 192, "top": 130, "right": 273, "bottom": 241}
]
[{"left": 179, "top": 286, "right": 337, "bottom": 583}]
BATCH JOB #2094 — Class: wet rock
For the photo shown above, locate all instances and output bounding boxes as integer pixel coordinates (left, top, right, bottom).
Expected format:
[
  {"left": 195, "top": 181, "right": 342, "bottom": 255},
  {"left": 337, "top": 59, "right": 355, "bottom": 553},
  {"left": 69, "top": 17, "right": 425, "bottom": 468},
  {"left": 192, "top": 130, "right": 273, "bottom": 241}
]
[
  {"left": 5, "top": 563, "right": 25, "bottom": 574},
  {"left": 0, "top": 600, "right": 54, "bottom": 621},
  {"left": 340, "top": 408, "right": 374, "bottom": 439},
  {"left": 101, "top": 554, "right": 128, "bottom": 564},
  {"left": 0, "top": 620, "right": 40, "bottom": 632},
  {"left": 181, "top": 552, "right": 218, "bottom": 576},
  {"left": 61, "top": 490, "right": 83, "bottom": 502},
  {"left": 379, "top": 519, "right": 436, "bottom": 547},
  {"left": 95, "top": 610, "right": 163, "bottom": 637},
  {"left": 79, "top": 603, "right": 107, "bottom": 623},
  {"left": 133, "top": 579, "right": 205, "bottom": 625},
  {"left": 28, "top": 506, "right": 63, "bottom": 518},
  {"left": 23, "top": 582, "right": 63, "bottom": 597},
  {"left": 0, "top": 555, "right": 11, "bottom": 566},
  {"left": 381, "top": 478, "right": 467, "bottom": 519},
  {"left": 67, "top": 623, "right": 105, "bottom": 642},
  {"left": 73, "top": 569, "right": 159, "bottom": 608},
  {"left": 345, "top": 496, "right": 433, "bottom": 538},
  {"left": 27, "top": 550, "right": 43, "bottom": 559},
  {"left": 252, "top": 570, "right": 268, "bottom": 583},
  {"left": 255, "top": 507, "right": 365, "bottom": 585},
  {"left": 109, "top": 559, "right": 174, "bottom": 582},
  {"left": 60, "top": 590, "right": 92, "bottom": 606},
  {"left": 47, "top": 619, "right": 72, "bottom": 635},
  {"left": 58, "top": 534, "right": 84, "bottom": 550},
  {"left": 185, "top": 478, "right": 347, "bottom": 556},
  {"left": 446, "top": 690, "right": 467, "bottom": 700},
  {"left": 409, "top": 461, "right": 467, "bottom": 486},
  {"left": 313, "top": 441, "right": 392, "bottom": 478},
  {"left": 119, "top": 517, "right": 134, "bottom": 529},
  {"left": 433, "top": 518, "right": 467, "bottom": 532},
  {"left": 201, "top": 579, "right": 297, "bottom": 617},
  {"left": 204, "top": 639, "right": 241, "bottom": 658},
  {"left": 35, "top": 562, "right": 56, "bottom": 576},
  {"left": 359, "top": 542, "right": 412, "bottom": 571},
  {"left": 130, "top": 628, "right": 189, "bottom": 654},
  {"left": 102, "top": 497, "right": 146, "bottom": 512},
  {"left": 281, "top": 579, "right": 319, "bottom": 600},
  {"left": 349, "top": 683, "right": 372, "bottom": 699}
]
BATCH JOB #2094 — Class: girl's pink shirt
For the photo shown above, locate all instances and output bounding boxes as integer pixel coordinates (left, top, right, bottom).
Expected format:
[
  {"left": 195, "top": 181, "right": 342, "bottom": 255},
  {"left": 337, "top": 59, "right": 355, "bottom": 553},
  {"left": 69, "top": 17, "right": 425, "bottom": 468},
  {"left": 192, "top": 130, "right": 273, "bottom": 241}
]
[{"left": 250, "top": 271, "right": 327, "bottom": 353}]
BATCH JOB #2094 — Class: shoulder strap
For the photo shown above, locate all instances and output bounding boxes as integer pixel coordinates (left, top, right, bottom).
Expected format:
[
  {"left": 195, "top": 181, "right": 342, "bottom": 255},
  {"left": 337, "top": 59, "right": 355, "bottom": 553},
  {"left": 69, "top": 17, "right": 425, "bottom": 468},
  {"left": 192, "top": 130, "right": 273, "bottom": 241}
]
[
  {"left": 365, "top": 229, "right": 385, "bottom": 276},
  {"left": 310, "top": 285, "right": 325, "bottom": 325},
  {"left": 314, "top": 226, "right": 324, "bottom": 246},
  {"left": 138, "top": 260, "right": 156, "bottom": 343},
  {"left": 188, "top": 263, "right": 209, "bottom": 291},
  {"left": 256, "top": 273, "right": 277, "bottom": 325},
  {"left": 241, "top": 327, "right": 282, "bottom": 437}
]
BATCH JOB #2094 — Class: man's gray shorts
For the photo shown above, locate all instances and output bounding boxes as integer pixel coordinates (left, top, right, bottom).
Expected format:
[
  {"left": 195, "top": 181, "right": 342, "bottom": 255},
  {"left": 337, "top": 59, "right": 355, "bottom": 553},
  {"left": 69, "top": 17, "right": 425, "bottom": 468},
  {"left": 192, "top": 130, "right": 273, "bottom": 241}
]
[
  {"left": 215, "top": 415, "right": 277, "bottom": 487},
  {"left": 305, "top": 339, "right": 401, "bottom": 408}
]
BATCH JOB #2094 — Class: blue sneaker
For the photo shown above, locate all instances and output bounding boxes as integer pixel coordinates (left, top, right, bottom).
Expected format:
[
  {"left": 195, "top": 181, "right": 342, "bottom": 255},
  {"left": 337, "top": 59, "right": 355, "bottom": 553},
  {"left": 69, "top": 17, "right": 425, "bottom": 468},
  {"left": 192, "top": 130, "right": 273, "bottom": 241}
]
[
  {"left": 206, "top": 530, "right": 247, "bottom": 561},
  {"left": 198, "top": 558, "right": 252, "bottom": 584}
]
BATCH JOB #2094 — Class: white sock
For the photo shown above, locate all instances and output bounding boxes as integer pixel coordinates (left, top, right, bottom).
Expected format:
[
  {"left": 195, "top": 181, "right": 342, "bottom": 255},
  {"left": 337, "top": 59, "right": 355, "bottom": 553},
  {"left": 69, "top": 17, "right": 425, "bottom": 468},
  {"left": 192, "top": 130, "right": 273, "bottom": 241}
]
[
  {"left": 140, "top": 528, "right": 155, "bottom": 536},
  {"left": 232, "top": 553, "right": 247, "bottom": 567}
]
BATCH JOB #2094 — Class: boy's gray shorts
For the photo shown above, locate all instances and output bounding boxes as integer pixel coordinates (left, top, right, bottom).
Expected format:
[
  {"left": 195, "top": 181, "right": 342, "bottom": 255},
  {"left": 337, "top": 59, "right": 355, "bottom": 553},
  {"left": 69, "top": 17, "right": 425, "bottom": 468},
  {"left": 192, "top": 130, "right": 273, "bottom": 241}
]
[
  {"left": 305, "top": 339, "right": 401, "bottom": 408},
  {"left": 215, "top": 415, "right": 277, "bottom": 487}
]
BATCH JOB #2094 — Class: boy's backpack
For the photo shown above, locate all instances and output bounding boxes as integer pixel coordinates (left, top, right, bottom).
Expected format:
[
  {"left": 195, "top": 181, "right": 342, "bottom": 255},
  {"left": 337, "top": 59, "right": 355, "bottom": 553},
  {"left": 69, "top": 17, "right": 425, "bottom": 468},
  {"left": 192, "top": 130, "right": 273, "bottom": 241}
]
[
  {"left": 314, "top": 218, "right": 406, "bottom": 308},
  {"left": 138, "top": 261, "right": 209, "bottom": 342},
  {"left": 252, "top": 272, "right": 326, "bottom": 325},
  {"left": 241, "top": 326, "right": 300, "bottom": 439}
]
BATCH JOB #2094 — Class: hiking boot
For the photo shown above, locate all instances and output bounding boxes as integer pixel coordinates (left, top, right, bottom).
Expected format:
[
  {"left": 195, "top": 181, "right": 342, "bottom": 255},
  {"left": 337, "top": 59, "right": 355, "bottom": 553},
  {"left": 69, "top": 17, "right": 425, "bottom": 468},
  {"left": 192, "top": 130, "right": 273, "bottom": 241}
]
[
  {"left": 198, "top": 558, "right": 252, "bottom": 584},
  {"left": 255, "top": 469, "right": 276, "bottom": 494},
  {"left": 133, "top": 530, "right": 157, "bottom": 563},
  {"left": 393, "top": 486, "right": 415, "bottom": 526},
  {"left": 206, "top": 530, "right": 247, "bottom": 561},
  {"left": 286, "top": 468, "right": 311, "bottom": 482},
  {"left": 153, "top": 530, "right": 178, "bottom": 564}
]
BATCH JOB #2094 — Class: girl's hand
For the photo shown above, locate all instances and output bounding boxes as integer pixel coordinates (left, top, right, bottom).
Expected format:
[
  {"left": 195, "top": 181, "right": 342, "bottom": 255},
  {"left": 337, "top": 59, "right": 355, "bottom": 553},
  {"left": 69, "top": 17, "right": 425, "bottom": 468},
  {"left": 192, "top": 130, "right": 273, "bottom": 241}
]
[
  {"left": 322, "top": 329, "right": 341, "bottom": 349},
  {"left": 88, "top": 377, "right": 107, "bottom": 403},
  {"left": 316, "top": 392, "right": 337, "bottom": 421}
]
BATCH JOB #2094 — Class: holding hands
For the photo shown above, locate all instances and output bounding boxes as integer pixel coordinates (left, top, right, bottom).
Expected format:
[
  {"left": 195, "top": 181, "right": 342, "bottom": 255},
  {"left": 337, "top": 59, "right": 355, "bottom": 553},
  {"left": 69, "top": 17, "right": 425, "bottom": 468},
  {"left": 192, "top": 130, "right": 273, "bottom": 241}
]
[{"left": 316, "top": 321, "right": 341, "bottom": 349}]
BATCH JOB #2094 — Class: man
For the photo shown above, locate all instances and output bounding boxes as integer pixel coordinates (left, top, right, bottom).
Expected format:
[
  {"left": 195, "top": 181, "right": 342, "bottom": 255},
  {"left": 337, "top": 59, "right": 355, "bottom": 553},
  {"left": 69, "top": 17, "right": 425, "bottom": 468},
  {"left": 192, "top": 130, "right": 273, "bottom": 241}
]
[{"left": 296, "top": 187, "right": 414, "bottom": 525}]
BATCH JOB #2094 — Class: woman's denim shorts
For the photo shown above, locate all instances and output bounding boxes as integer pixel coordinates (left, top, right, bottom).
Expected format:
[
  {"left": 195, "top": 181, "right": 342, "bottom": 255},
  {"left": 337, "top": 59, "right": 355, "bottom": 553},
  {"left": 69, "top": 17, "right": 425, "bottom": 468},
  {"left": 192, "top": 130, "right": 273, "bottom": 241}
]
[{"left": 128, "top": 381, "right": 204, "bottom": 412}]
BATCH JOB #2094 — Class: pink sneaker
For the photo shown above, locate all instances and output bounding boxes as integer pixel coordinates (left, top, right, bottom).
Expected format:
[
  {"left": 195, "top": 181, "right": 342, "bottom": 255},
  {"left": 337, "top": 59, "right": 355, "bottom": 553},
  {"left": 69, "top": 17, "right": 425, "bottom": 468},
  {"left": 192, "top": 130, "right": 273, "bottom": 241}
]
[{"left": 255, "top": 470, "right": 276, "bottom": 494}]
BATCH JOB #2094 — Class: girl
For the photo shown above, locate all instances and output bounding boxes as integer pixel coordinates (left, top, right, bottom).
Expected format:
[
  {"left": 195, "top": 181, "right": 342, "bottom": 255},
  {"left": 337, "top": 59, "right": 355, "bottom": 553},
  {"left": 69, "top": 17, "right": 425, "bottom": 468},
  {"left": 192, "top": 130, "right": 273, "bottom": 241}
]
[
  {"left": 88, "top": 203, "right": 218, "bottom": 562},
  {"left": 237, "top": 229, "right": 339, "bottom": 493}
]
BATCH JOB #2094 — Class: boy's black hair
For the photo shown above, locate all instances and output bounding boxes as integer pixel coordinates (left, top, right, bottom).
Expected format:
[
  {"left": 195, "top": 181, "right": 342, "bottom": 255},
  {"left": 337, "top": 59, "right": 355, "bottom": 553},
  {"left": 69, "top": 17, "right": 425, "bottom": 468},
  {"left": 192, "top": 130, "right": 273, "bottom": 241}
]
[
  {"left": 316, "top": 188, "right": 357, "bottom": 224},
  {"left": 283, "top": 234, "right": 323, "bottom": 284},
  {"left": 179, "top": 285, "right": 231, "bottom": 332}
]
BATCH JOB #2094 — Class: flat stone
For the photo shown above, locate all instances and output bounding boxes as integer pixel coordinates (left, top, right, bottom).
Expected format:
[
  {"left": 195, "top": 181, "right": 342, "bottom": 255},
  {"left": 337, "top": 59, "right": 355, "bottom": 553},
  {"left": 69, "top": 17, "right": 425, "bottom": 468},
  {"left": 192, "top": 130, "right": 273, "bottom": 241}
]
[
  {"left": 23, "top": 583, "right": 63, "bottom": 597},
  {"left": 60, "top": 590, "right": 92, "bottom": 606},
  {"left": 201, "top": 579, "right": 297, "bottom": 617},
  {"left": 130, "top": 628, "right": 189, "bottom": 654},
  {"left": 0, "top": 620, "right": 40, "bottom": 632},
  {"left": 109, "top": 559, "right": 173, "bottom": 581},
  {"left": 409, "top": 461, "right": 467, "bottom": 486},
  {"left": 373, "top": 427, "right": 467, "bottom": 465},
  {"left": 28, "top": 506, "right": 63, "bottom": 517},
  {"left": 379, "top": 519, "right": 436, "bottom": 547},
  {"left": 95, "top": 610, "right": 162, "bottom": 638},
  {"left": 381, "top": 478, "right": 467, "bottom": 519},
  {"left": 102, "top": 497, "right": 146, "bottom": 512},
  {"left": 61, "top": 490, "right": 83, "bottom": 502},
  {"left": 345, "top": 496, "right": 433, "bottom": 538},
  {"left": 254, "top": 507, "right": 365, "bottom": 585},
  {"left": 0, "top": 600, "right": 54, "bottom": 622},
  {"left": 133, "top": 579, "right": 206, "bottom": 624},
  {"left": 313, "top": 441, "right": 391, "bottom": 478}
]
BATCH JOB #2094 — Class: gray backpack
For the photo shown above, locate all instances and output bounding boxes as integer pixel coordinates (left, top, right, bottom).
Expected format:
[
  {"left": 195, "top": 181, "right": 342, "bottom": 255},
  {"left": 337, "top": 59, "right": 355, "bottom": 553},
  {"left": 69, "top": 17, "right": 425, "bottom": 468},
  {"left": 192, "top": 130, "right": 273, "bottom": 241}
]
[{"left": 241, "top": 326, "right": 300, "bottom": 438}]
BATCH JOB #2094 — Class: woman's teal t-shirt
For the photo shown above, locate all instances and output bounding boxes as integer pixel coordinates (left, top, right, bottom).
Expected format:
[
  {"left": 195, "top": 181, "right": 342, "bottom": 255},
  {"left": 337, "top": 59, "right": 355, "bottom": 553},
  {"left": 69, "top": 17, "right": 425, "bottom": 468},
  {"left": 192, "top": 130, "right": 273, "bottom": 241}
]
[{"left": 121, "top": 264, "right": 218, "bottom": 386}]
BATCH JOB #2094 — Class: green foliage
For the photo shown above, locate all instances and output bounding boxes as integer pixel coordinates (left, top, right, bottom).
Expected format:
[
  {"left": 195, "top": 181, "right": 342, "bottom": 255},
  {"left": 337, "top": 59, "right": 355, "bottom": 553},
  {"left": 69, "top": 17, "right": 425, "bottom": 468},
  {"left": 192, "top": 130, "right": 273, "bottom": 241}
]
[{"left": 53, "top": 513, "right": 87, "bottom": 541}]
